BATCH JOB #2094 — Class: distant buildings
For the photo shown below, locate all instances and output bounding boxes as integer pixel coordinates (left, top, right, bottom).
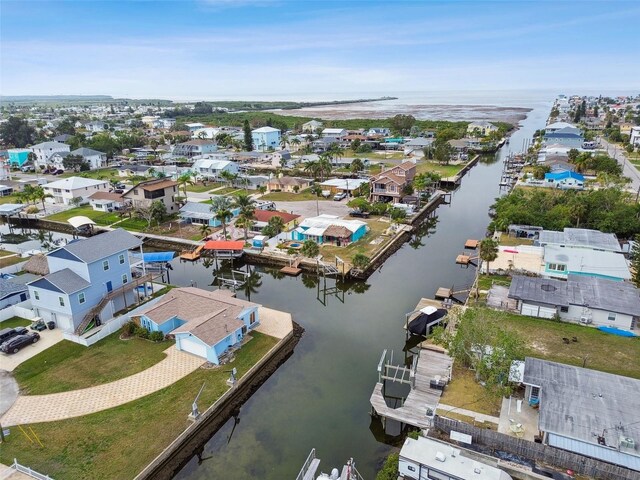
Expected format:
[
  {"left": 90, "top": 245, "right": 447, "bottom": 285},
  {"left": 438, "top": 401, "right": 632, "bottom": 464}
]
[
  {"left": 172, "top": 140, "right": 218, "bottom": 158},
  {"left": 192, "top": 156, "right": 238, "bottom": 179},
  {"left": 543, "top": 126, "right": 584, "bottom": 149},
  {"left": 466, "top": 121, "right": 498, "bottom": 136},
  {"left": 302, "top": 120, "right": 323, "bottom": 132},
  {"left": 251, "top": 127, "right": 281, "bottom": 152}
]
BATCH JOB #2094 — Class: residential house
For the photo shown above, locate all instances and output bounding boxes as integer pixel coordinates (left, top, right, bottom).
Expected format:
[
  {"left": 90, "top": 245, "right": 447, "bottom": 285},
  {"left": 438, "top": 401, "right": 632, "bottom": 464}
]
[
  {"left": 71, "top": 147, "right": 107, "bottom": 170},
  {"left": 84, "top": 121, "right": 106, "bottom": 133},
  {"left": 0, "top": 185, "right": 14, "bottom": 197},
  {"left": 319, "top": 178, "right": 369, "bottom": 196},
  {"left": 631, "top": 126, "right": 640, "bottom": 147},
  {"left": 191, "top": 127, "right": 220, "bottom": 139},
  {"left": 29, "top": 141, "right": 70, "bottom": 168},
  {"left": 369, "top": 161, "right": 416, "bottom": 203},
  {"left": 26, "top": 229, "right": 143, "bottom": 334},
  {"left": 8, "top": 148, "right": 30, "bottom": 167},
  {"left": 302, "top": 120, "right": 323, "bottom": 132},
  {"left": 251, "top": 210, "right": 300, "bottom": 234},
  {"left": 403, "top": 137, "right": 433, "bottom": 157},
  {"left": 184, "top": 122, "right": 206, "bottom": 132},
  {"left": 43, "top": 177, "right": 109, "bottom": 205},
  {"left": 122, "top": 178, "right": 180, "bottom": 213},
  {"left": 544, "top": 171, "right": 584, "bottom": 189},
  {"left": 466, "top": 121, "right": 498, "bottom": 136},
  {"left": 134, "top": 287, "right": 260, "bottom": 363},
  {"left": 519, "top": 358, "right": 640, "bottom": 472},
  {"left": 116, "top": 164, "right": 154, "bottom": 177},
  {"left": 367, "top": 127, "right": 390, "bottom": 136},
  {"left": 179, "top": 201, "right": 240, "bottom": 227},
  {"left": 508, "top": 275, "right": 640, "bottom": 331},
  {"left": 53, "top": 134, "right": 73, "bottom": 143},
  {"left": 155, "top": 118, "right": 176, "bottom": 129},
  {"left": 321, "top": 128, "right": 347, "bottom": 139},
  {"left": 192, "top": 157, "right": 238, "bottom": 179},
  {"left": 543, "top": 244, "right": 630, "bottom": 281},
  {"left": 292, "top": 214, "right": 368, "bottom": 245},
  {"left": 266, "top": 176, "right": 312, "bottom": 193},
  {"left": 544, "top": 121, "right": 577, "bottom": 134},
  {"left": 312, "top": 136, "right": 339, "bottom": 152},
  {"left": 543, "top": 127, "right": 584, "bottom": 149},
  {"left": 619, "top": 123, "right": 634, "bottom": 136},
  {"left": 0, "top": 277, "right": 29, "bottom": 310},
  {"left": 88, "top": 191, "right": 127, "bottom": 212},
  {"left": 537, "top": 228, "right": 621, "bottom": 253},
  {"left": 172, "top": 140, "right": 218, "bottom": 158},
  {"left": 399, "top": 436, "right": 513, "bottom": 480},
  {"left": 252, "top": 127, "right": 281, "bottom": 152}
]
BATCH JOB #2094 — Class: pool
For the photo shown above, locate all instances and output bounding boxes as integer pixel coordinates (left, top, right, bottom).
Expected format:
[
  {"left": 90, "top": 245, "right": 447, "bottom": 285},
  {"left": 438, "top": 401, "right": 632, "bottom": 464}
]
[{"left": 289, "top": 242, "right": 302, "bottom": 249}]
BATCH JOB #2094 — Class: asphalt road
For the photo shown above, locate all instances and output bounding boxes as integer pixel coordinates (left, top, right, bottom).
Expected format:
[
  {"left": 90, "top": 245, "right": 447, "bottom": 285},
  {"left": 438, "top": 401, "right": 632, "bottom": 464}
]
[{"left": 598, "top": 138, "right": 640, "bottom": 192}]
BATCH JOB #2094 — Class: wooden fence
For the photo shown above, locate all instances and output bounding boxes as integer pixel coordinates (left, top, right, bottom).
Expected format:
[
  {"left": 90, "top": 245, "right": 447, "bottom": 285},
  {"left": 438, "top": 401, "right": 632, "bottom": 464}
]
[{"left": 433, "top": 416, "right": 637, "bottom": 480}]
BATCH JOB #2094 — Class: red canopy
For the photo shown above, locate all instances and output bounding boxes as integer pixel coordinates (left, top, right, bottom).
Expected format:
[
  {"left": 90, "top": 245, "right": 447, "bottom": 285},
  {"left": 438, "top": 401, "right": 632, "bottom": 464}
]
[{"left": 203, "top": 240, "right": 245, "bottom": 251}]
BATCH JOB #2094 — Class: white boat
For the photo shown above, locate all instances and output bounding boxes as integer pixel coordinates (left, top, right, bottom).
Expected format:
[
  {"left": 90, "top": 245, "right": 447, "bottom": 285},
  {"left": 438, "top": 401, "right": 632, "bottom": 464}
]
[{"left": 296, "top": 449, "right": 363, "bottom": 480}]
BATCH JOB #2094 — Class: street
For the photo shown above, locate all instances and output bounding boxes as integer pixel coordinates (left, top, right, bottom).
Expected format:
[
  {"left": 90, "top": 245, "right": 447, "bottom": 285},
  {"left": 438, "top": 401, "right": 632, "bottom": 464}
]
[{"left": 598, "top": 137, "right": 640, "bottom": 192}]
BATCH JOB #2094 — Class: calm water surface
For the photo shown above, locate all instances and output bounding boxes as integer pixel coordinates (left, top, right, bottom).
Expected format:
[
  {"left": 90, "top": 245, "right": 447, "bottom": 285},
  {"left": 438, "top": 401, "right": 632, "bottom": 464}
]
[{"left": 169, "top": 102, "right": 550, "bottom": 479}]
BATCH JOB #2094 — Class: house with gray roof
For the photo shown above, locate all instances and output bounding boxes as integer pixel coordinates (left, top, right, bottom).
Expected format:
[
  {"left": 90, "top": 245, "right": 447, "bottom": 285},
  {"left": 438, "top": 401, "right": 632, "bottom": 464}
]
[
  {"left": 508, "top": 275, "right": 639, "bottom": 331},
  {"left": 537, "top": 228, "right": 621, "bottom": 253},
  {"left": 520, "top": 357, "right": 640, "bottom": 472},
  {"left": 27, "top": 229, "right": 145, "bottom": 335},
  {"left": 0, "top": 277, "right": 29, "bottom": 310},
  {"left": 69, "top": 147, "right": 107, "bottom": 170}
]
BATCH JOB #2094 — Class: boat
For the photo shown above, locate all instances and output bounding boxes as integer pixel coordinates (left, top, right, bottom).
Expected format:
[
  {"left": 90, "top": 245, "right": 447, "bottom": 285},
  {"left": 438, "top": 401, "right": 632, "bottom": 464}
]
[{"left": 295, "top": 449, "right": 363, "bottom": 480}]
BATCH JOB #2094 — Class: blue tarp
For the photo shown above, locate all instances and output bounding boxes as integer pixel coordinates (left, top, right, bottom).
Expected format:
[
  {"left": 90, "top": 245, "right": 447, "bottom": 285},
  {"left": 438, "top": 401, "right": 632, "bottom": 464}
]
[
  {"left": 597, "top": 326, "right": 637, "bottom": 337},
  {"left": 134, "top": 251, "right": 176, "bottom": 263}
]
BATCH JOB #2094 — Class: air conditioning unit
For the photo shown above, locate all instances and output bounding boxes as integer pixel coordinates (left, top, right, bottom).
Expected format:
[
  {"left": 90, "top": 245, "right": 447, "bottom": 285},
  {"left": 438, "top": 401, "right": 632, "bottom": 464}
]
[
  {"left": 620, "top": 436, "right": 636, "bottom": 449},
  {"left": 579, "top": 316, "right": 592, "bottom": 325}
]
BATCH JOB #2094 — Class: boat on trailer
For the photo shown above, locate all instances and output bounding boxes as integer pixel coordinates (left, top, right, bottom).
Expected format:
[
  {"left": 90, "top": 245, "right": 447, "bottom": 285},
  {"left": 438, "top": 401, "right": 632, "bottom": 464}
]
[{"left": 295, "top": 448, "right": 363, "bottom": 480}]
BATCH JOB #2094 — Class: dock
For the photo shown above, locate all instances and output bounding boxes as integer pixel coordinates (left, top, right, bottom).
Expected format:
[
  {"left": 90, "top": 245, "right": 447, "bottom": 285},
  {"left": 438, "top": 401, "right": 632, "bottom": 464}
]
[
  {"left": 464, "top": 239, "right": 478, "bottom": 249},
  {"left": 280, "top": 257, "right": 302, "bottom": 276},
  {"left": 179, "top": 244, "right": 205, "bottom": 261},
  {"left": 370, "top": 346, "right": 453, "bottom": 429},
  {"left": 455, "top": 254, "right": 472, "bottom": 265},
  {"left": 435, "top": 287, "right": 452, "bottom": 299}
]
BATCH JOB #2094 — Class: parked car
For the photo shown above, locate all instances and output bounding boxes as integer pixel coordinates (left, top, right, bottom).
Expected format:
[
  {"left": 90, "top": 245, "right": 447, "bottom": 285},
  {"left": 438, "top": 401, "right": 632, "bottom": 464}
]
[
  {"left": 349, "top": 210, "right": 370, "bottom": 218},
  {"left": 0, "top": 332, "right": 40, "bottom": 354},
  {"left": 52, "top": 169, "right": 65, "bottom": 175},
  {"left": 0, "top": 326, "right": 29, "bottom": 345},
  {"left": 333, "top": 192, "right": 347, "bottom": 201},
  {"left": 31, "top": 319, "right": 47, "bottom": 331}
]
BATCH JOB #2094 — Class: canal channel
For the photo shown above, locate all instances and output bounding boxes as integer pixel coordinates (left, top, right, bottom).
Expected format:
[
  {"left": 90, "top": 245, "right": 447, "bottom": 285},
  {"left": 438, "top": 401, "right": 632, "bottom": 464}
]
[{"left": 166, "top": 103, "right": 551, "bottom": 479}]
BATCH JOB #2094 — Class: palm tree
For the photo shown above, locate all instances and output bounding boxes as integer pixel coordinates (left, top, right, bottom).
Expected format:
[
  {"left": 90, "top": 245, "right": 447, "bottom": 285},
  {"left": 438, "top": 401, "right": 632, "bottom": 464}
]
[
  {"left": 210, "top": 195, "right": 233, "bottom": 239},
  {"left": 479, "top": 238, "right": 499, "bottom": 275},
  {"left": 219, "top": 170, "right": 237, "bottom": 188},
  {"left": 199, "top": 223, "right": 212, "bottom": 239},
  {"left": 309, "top": 184, "right": 323, "bottom": 216},
  {"left": 291, "top": 137, "right": 301, "bottom": 153},
  {"left": 304, "top": 160, "right": 320, "bottom": 178},
  {"left": 266, "top": 215, "right": 285, "bottom": 237},
  {"left": 177, "top": 172, "right": 194, "bottom": 197},
  {"left": 233, "top": 192, "right": 256, "bottom": 240},
  {"left": 279, "top": 134, "right": 289, "bottom": 150},
  {"left": 32, "top": 186, "right": 53, "bottom": 213},
  {"left": 235, "top": 214, "right": 255, "bottom": 241},
  {"left": 350, "top": 158, "right": 364, "bottom": 174},
  {"left": 317, "top": 154, "right": 333, "bottom": 181}
]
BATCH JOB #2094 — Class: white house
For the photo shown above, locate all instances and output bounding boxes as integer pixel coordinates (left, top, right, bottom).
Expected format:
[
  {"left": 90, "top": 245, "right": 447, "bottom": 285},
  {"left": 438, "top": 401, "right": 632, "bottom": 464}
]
[
  {"left": 466, "top": 122, "right": 498, "bottom": 136},
  {"left": 321, "top": 128, "right": 347, "bottom": 138},
  {"left": 508, "top": 275, "right": 640, "bottom": 331},
  {"left": 88, "top": 191, "right": 127, "bottom": 212},
  {"left": 192, "top": 157, "right": 238, "bottom": 179},
  {"left": 69, "top": 147, "right": 108, "bottom": 170},
  {"left": 29, "top": 141, "right": 70, "bottom": 168},
  {"left": 85, "top": 121, "right": 106, "bottom": 133},
  {"left": 172, "top": 140, "right": 218, "bottom": 158},
  {"left": 191, "top": 127, "right": 220, "bottom": 139},
  {"left": 252, "top": 127, "right": 281, "bottom": 152},
  {"left": 630, "top": 126, "right": 640, "bottom": 147},
  {"left": 43, "top": 177, "right": 109, "bottom": 205},
  {"left": 184, "top": 122, "right": 205, "bottom": 132},
  {"left": 302, "top": 120, "right": 323, "bottom": 132}
]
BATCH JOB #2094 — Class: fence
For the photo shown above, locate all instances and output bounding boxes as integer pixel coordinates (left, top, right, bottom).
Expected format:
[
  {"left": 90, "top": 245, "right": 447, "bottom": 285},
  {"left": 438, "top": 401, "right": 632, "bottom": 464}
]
[
  {"left": 63, "top": 296, "right": 164, "bottom": 346},
  {"left": 432, "top": 416, "right": 637, "bottom": 480},
  {"left": 0, "top": 302, "right": 36, "bottom": 322},
  {"left": 0, "top": 459, "right": 52, "bottom": 480}
]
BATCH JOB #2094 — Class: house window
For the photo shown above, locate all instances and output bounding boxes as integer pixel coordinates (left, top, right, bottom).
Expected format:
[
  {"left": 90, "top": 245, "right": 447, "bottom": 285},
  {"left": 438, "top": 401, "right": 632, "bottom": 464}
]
[
  {"left": 530, "top": 386, "right": 540, "bottom": 400},
  {"left": 134, "top": 189, "right": 139, "bottom": 195},
  {"left": 122, "top": 274, "right": 128, "bottom": 284},
  {"left": 119, "top": 253, "right": 125, "bottom": 264},
  {"left": 249, "top": 311, "right": 256, "bottom": 325},
  {"left": 548, "top": 263, "right": 566, "bottom": 272},
  {"left": 560, "top": 306, "right": 568, "bottom": 313},
  {"left": 78, "top": 292, "right": 86, "bottom": 304},
  {"left": 59, "top": 297, "right": 65, "bottom": 307},
  {"left": 34, "top": 290, "right": 40, "bottom": 300},
  {"left": 103, "top": 260, "right": 109, "bottom": 271},
  {"left": 608, "top": 312, "right": 616, "bottom": 322}
]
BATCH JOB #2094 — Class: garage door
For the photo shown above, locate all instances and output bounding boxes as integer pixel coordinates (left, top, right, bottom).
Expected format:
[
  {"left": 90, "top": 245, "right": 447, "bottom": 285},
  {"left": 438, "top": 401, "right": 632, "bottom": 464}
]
[
  {"left": 521, "top": 303, "right": 539, "bottom": 317},
  {"left": 179, "top": 337, "right": 208, "bottom": 359},
  {"left": 538, "top": 306, "right": 556, "bottom": 319}
]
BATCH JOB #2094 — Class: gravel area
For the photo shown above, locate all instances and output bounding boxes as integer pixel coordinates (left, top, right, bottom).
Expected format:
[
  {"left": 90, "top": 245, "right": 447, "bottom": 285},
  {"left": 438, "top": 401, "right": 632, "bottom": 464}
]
[{"left": 272, "top": 199, "right": 351, "bottom": 218}]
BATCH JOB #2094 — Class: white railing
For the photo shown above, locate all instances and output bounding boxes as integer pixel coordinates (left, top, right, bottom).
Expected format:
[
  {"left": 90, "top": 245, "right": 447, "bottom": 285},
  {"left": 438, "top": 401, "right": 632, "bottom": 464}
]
[
  {"left": 2, "top": 459, "right": 53, "bottom": 480},
  {"left": 295, "top": 448, "right": 316, "bottom": 480}
]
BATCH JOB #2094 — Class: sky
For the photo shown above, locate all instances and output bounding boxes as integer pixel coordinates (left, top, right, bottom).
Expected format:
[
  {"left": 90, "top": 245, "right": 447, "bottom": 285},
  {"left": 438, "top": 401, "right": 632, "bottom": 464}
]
[{"left": 1, "top": 0, "right": 639, "bottom": 101}]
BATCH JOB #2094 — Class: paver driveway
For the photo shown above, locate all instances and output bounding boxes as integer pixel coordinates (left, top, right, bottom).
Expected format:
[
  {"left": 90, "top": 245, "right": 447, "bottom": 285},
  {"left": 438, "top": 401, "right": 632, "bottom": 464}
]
[{"left": 1, "top": 346, "right": 204, "bottom": 426}]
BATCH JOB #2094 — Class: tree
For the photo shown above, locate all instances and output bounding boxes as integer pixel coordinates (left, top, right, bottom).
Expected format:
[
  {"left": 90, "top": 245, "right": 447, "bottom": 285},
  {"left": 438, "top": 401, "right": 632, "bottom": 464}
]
[
  {"left": 300, "top": 240, "right": 319, "bottom": 258},
  {"left": 389, "top": 114, "right": 416, "bottom": 135},
  {"left": 62, "top": 154, "right": 90, "bottom": 172},
  {"left": 316, "top": 154, "right": 333, "bottom": 181},
  {"left": 352, "top": 253, "right": 370, "bottom": 269},
  {"left": 350, "top": 157, "right": 364, "bottom": 174},
  {"left": 532, "top": 165, "right": 550, "bottom": 180},
  {"left": 567, "top": 148, "right": 580, "bottom": 162},
  {"left": 432, "top": 308, "right": 524, "bottom": 397},
  {"left": 432, "top": 139, "right": 455, "bottom": 164},
  {"left": 388, "top": 207, "right": 407, "bottom": 222},
  {"left": 479, "top": 237, "right": 499, "bottom": 274},
  {"left": 309, "top": 183, "right": 323, "bottom": 215},
  {"left": 262, "top": 215, "right": 285, "bottom": 238},
  {"left": 631, "top": 235, "right": 640, "bottom": 288},
  {"left": 0, "top": 116, "right": 35, "bottom": 147},
  {"left": 233, "top": 192, "right": 256, "bottom": 241},
  {"left": 219, "top": 170, "right": 237, "bottom": 188},
  {"left": 243, "top": 119, "right": 253, "bottom": 151},
  {"left": 32, "top": 186, "right": 53, "bottom": 213},
  {"left": 199, "top": 223, "right": 212, "bottom": 238},
  {"left": 210, "top": 195, "right": 234, "bottom": 238},
  {"left": 350, "top": 138, "right": 362, "bottom": 152},
  {"left": 55, "top": 118, "right": 77, "bottom": 136},
  {"left": 177, "top": 172, "right": 194, "bottom": 197}
]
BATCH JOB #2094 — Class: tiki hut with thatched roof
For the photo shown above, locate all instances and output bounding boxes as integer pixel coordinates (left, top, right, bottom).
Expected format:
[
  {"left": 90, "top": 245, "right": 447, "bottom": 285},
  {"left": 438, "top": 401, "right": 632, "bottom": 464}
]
[{"left": 22, "top": 254, "right": 49, "bottom": 276}]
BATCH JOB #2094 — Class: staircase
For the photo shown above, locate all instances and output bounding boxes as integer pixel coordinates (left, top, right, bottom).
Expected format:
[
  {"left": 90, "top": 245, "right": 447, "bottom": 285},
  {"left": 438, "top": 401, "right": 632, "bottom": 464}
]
[{"left": 74, "top": 273, "right": 153, "bottom": 335}]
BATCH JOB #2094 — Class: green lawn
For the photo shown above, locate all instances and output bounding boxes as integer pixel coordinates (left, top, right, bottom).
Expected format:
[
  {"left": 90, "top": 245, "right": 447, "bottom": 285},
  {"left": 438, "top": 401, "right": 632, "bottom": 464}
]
[
  {"left": 0, "top": 316, "right": 31, "bottom": 329},
  {"left": 319, "top": 216, "right": 390, "bottom": 264},
  {"left": 61, "top": 168, "right": 119, "bottom": 180},
  {"left": 186, "top": 182, "right": 221, "bottom": 193},
  {"left": 476, "top": 274, "right": 511, "bottom": 292},
  {"left": 0, "top": 253, "right": 25, "bottom": 268},
  {"left": 14, "top": 332, "right": 170, "bottom": 395},
  {"left": 45, "top": 206, "right": 121, "bottom": 226},
  {"left": 0, "top": 332, "right": 278, "bottom": 480},
  {"left": 415, "top": 161, "right": 462, "bottom": 178},
  {"left": 487, "top": 308, "right": 640, "bottom": 379},
  {"left": 0, "top": 194, "right": 21, "bottom": 205},
  {"left": 262, "top": 188, "right": 330, "bottom": 202},
  {"left": 114, "top": 217, "right": 150, "bottom": 231}
]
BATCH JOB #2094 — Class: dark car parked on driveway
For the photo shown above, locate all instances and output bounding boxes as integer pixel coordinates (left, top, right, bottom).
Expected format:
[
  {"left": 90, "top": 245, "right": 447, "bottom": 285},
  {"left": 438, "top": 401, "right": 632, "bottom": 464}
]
[
  {"left": 349, "top": 209, "right": 370, "bottom": 218},
  {"left": 0, "top": 327, "right": 29, "bottom": 345},
  {"left": 1, "top": 332, "right": 40, "bottom": 354}
]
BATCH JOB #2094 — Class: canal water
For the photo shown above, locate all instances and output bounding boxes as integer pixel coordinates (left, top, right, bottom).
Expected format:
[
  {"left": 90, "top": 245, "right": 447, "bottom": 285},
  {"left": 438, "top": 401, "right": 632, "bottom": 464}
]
[{"left": 168, "top": 102, "right": 550, "bottom": 479}]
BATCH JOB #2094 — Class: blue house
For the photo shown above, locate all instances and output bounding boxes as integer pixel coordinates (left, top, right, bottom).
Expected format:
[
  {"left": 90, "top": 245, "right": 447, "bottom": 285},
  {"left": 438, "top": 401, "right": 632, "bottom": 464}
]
[
  {"left": 544, "top": 171, "right": 584, "bottom": 189},
  {"left": 27, "top": 229, "right": 145, "bottom": 334},
  {"left": 134, "top": 287, "right": 260, "bottom": 363},
  {"left": 292, "top": 214, "right": 369, "bottom": 245},
  {"left": 8, "top": 148, "right": 30, "bottom": 166},
  {"left": 251, "top": 127, "right": 281, "bottom": 152}
]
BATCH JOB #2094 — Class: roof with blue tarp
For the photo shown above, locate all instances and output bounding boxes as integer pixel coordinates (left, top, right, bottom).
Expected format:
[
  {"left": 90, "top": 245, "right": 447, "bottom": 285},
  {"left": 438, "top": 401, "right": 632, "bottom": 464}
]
[
  {"left": 544, "top": 171, "right": 584, "bottom": 181},
  {"left": 134, "top": 251, "right": 176, "bottom": 263}
]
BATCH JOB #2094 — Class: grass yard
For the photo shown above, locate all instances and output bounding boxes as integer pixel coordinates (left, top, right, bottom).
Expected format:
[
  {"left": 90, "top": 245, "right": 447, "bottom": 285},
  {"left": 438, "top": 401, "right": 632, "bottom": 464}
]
[
  {"left": 0, "top": 194, "right": 21, "bottom": 205},
  {"left": 415, "top": 161, "right": 462, "bottom": 178},
  {"left": 440, "top": 364, "right": 502, "bottom": 416},
  {"left": 46, "top": 205, "right": 122, "bottom": 226},
  {"left": 476, "top": 274, "right": 511, "bottom": 292},
  {"left": 115, "top": 217, "right": 150, "bottom": 231},
  {"left": 14, "top": 332, "right": 170, "bottom": 395},
  {"left": 186, "top": 181, "right": 221, "bottom": 193},
  {"left": 262, "top": 188, "right": 331, "bottom": 202},
  {"left": 499, "top": 232, "right": 534, "bottom": 247},
  {"left": 319, "top": 216, "right": 390, "bottom": 264},
  {"left": 0, "top": 316, "right": 32, "bottom": 329},
  {"left": 0, "top": 252, "right": 25, "bottom": 268},
  {"left": 61, "top": 168, "right": 119, "bottom": 180},
  {"left": 0, "top": 332, "right": 278, "bottom": 480},
  {"left": 488, "top": 308, "right": 640, "bottom": 379}
]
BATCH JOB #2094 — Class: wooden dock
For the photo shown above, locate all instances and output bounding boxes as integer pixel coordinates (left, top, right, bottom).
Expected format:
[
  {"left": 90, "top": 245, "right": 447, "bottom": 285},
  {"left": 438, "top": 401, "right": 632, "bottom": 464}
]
[
  {"left": 435, "top": 287, "right": 452, "bottom": 299},
  {"left": 280, "top": 257, "right": 302, "bottom": 276},
  {"left": 464, "top": 239, "right": 479, "bottom": 249},
  {"left": 179, "top": 244, "right": 204, "bottom": 261},
  {"left": 370, "top": 347, "right": 453, "bottom": 429}
]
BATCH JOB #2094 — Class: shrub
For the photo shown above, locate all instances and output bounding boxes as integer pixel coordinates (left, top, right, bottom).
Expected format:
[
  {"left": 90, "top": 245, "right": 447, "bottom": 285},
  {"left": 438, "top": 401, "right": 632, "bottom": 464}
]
[
  {"left": 25, "top": 206, "right": 39, "bottom": 214},
  {"left": 135, "top": 326, "right": 150, "bottom": 339},
  {"left": 122, "top": 320, "right": 136, "bottom": 336},
  {"left": 375, "top": 452, "right": 399, "bottom": 480},
  {"left": 149, "top": 331, "right": 164, "bottom": 342},
  {"left": 352, "top": 253, "right": 371, "bottom": 269}
]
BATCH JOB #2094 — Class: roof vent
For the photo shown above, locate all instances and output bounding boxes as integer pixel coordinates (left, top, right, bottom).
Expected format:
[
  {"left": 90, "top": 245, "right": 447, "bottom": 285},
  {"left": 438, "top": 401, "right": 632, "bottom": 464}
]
[
  {"left": 435, "top": 452, "right": 446, "bottom": 463},
  {"left": 541, "top": 284, "right": 556, "bottom": 292},
  {"left": 474, "top": 468, "right": 482, "bottom": 474}
]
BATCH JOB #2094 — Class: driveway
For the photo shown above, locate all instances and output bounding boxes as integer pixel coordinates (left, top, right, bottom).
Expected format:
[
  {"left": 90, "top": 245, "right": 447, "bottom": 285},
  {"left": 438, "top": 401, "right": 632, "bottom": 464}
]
[
  {"left": 0, "top": 328, "right": 64, "bottom": 372},
  {"left": 274, "top": 199, "right": 351, "bottom": 218},
  {"left": 0, "top": 346, "right": 204, "bottom": 426}
]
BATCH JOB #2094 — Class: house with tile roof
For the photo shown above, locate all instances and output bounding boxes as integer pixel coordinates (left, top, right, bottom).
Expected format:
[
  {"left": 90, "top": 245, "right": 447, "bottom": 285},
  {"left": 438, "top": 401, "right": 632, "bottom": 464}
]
[
  {"left": 122, "top": 178, "right": 180, "bottom": 213},
  {"left": 134, "top": 287, "right": 260, "bottom": 363},
  {"left": 251, "top": 210, "right": 300, "bottom": 234},
  {"left": 26, "top": 229, "right": 144, "bottom": 334},
  {"left": 369, "top": 161, "right": 416, "bottom": 203}
]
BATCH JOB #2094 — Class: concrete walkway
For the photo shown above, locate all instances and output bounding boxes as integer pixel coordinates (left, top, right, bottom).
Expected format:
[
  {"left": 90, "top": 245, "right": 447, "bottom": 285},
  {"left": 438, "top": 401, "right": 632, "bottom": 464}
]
[
  {"left": 437, "top": 403, "right": 500, "bottom": 424},
  {"left": 255, "top": 306, "right": 293, "bottom": 340},
  {"left": 0, "top": 346, "right": 204, "bottom": 426}
]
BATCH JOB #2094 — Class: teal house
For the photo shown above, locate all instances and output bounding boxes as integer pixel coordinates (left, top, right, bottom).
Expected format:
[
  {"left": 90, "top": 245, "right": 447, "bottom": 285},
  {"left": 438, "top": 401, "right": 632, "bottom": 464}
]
[
  {"left": 134, "top": 287, "right": 260, "bottom": 363},
  {"left": 8, "top": 149, "right": 30, "bottom": 166},
  {"left": 292, "top": 214, "right": 368, "bottom": 245}
]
